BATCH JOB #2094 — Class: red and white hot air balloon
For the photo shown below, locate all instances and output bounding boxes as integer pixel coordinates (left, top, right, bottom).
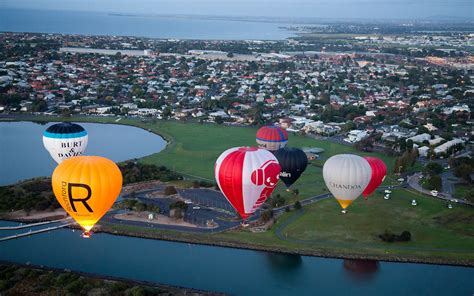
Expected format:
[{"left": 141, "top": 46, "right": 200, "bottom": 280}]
[
  {"left": 363, "top": 157, "right": 387, "bottom": 198},
  {"left": 256, "top": 125, "right": 288, "bottom": 152},
  {"left": 215, "top": 147, "right": 281, "bottom": 219}
]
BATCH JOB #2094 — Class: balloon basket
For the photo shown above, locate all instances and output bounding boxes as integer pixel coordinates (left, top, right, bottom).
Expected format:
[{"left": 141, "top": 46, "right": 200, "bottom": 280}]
[
  {"left": 341, "top": 209, "right": 347, "bottom": 214},
  {"left": 241, "top": 221, "right": 250, "bottom": 227},
  {"left": 286, "top": 189, "right": 292, "bottom": 192},
  {"left": 81, "top": 231, "right": 92, "bottom": 239}
]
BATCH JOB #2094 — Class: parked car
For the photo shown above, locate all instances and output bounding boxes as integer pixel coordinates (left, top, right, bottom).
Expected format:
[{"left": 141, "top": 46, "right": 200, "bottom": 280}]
[
  {"left": 192, "top": 206, "right": 201, "bottom": 210},
  {"left": 430, "top": 190, "right": 438, "bottom": 197},
  {"left": 184, "top": 200, "right": 192, "bottom": 204}
]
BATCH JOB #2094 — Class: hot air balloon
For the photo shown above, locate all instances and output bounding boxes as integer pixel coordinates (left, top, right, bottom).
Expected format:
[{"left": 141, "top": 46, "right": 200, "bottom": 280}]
[
  {"left": 215, "top": 147, "right": 281, "bottom": 219},
  {"left": 43, "top": 122, "right": 88, "bottom": 163},
  {"left": 256, "top": 125, "right": 288, "bottom": 152},
  {"left": 363, "top": 157, "right": 387, "bottom": 199},
  {"left": 323, "top": 154, "right": 372, "bottom": 213},
  {"left": 52, "top": 156, "right": 122, "bottom": 237},
  {"left": 274, "top": 147, "right": 308, "bottom": 188}
]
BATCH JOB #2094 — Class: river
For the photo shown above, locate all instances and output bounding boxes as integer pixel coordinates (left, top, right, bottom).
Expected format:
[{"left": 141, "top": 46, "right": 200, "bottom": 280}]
[
  {"left": 0, "top": 121, "right": 167, "bottom": 185},
  {"left": 0, "top": 221, "right": 472, "bottom": 295}
]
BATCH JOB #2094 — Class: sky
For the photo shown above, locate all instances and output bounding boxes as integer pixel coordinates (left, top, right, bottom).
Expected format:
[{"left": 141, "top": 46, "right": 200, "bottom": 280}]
[{"left": 1, "top": 0, "right": 473, "bottom": 20}]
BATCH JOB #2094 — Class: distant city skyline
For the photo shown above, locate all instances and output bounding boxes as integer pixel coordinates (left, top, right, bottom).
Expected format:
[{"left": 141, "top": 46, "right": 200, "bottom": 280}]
[{"left": 2, "top": 0, "right": 473, "bottom": 20}]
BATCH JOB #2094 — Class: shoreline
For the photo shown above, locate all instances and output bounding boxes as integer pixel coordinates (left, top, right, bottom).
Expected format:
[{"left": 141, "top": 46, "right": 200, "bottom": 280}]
[
  {"left": 2, "top": 216, "right": 472, "bottom": 267},
  {"left": 98, "top": 224, "right": 474, "bottom": 268},
  {"left": 0, "top": 261, "right": 223, "bottom": 295}
]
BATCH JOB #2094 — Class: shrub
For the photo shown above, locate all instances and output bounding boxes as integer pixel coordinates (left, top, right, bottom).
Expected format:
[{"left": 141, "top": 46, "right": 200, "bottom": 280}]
[
  {"left": 261, "top": 209, "right": 274, "bottom": 222},
  {"left": 294, "top": 201, "right": 302, "bottom": 210},
  {"left": 164, "top": 186, "right": 177, "bottom": 195}
]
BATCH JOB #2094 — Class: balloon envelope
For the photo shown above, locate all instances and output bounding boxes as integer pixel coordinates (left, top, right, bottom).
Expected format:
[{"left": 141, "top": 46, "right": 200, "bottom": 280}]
[
  {"left": 43, "top": 122, "right": 88, "bottom": 163},
  {"left": 274, "top": 147, "right": 308, "bottom": 188},
  {"left": 363, "top": 157, "right": 387, "bottom": 198},
  {"left": 215, "top": 147, "right": 281, "bottom": 219},
  {"left": 323, "top": 154, "right": 372, "bottom": 209},
  {"left": 52, "top": 156, "right": 122, "bottom": 232},
  {"left": 256, "top": 125, "right": 288, "bottom": 152}
]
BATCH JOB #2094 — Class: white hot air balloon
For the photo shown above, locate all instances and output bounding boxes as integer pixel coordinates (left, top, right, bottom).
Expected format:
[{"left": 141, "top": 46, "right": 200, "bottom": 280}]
[
  {"left": 43, "top": 122, "right": 88, "bottom": 163},
  {"left": 323, "top": 154, "right": 372, "bottom": 213}
]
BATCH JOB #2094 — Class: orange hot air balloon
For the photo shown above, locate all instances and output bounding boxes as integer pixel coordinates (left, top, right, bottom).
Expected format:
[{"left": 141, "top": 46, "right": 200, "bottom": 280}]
[{"left": 52, "top": 156, "right": 122, "bottom": 237}]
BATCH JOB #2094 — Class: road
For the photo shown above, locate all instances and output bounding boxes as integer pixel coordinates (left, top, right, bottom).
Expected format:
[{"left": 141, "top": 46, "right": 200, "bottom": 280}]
[{"left": 407, "top": 173, "right": 473, "bottom": 206}]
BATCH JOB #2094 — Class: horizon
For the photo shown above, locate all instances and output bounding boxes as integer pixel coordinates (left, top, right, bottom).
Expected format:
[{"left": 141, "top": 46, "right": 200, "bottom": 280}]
[{"left": 2, "top": 0, "right": 473, "bottom": 21}]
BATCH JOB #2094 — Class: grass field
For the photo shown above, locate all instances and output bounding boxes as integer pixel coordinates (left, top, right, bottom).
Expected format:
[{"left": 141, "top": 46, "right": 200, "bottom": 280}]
[
  {"left": 5, "top": 116, "right": 473, "bottom": 264},
  {"left": 215, "top": 188, "right": 474, "bottom": 262}
]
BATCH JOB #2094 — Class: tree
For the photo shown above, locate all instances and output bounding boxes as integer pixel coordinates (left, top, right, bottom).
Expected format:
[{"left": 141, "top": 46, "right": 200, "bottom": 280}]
[
  {"left": 192, "top": 181, "right": 200, "bottom": 188},
  {"left": 425, "top": 162, "right": 443, "bottom": 175},
  {"left": 294, "top": 201, "right": 302, "bottom": 210},
  {"left": 162, "top": 106, "right": 172, "bottom": 119},
  {"left": 293, "top": 189, "right": 299, "bottom": 196},
  {"left": 135, "top": 202, "right": 146, "bottom": 212},
  {"left": 31, "top": 99, "right": 47, "bottom": 112},
  {"left": 261, "top": 209, "right": 273, "bottom": 222},
  {"left": 425, "top": 175, "right": 442, "bottom": 191},
  {"left": 215, "top": 116, "right": 224, "bottom": 124},
  {"left": 164, "top": 186, "right": 177, "bottom": 195},
  {"left": 454, "top": 164, "right": 472, "bottom": 182}
]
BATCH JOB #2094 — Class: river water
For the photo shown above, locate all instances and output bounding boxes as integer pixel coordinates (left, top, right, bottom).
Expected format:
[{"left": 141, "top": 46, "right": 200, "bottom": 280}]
[
  {"left": 0, "top": 221, "right": 472, "bottom": 295},
  {"left": 0, "top": 121, "right": 167, "bottom": 185}
]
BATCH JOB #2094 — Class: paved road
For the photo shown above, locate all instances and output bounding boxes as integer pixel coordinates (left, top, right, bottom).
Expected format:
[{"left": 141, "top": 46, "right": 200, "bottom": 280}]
[{"left": 407, "top": 173, "right": 473, "bottom": 206}]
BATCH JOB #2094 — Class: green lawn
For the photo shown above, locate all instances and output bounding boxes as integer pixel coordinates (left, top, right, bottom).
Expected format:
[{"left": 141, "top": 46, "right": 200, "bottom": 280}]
[{"left": 216, "top": 189, "right": 474, "bottom": 261}]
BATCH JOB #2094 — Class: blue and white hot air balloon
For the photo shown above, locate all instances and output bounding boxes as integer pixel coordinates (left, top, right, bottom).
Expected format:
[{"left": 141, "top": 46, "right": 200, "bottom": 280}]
[{"left": 43, "top": 122, "right": 88, "bottom": 163}]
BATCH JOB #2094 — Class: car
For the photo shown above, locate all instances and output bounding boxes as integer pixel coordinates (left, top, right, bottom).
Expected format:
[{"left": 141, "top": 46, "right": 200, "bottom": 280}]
[
  {"left": 397, "top": 178, "right": 404, "bottom": 182},
  {"left": 384, "top": 194, "right": 390, "bottom": 200},
  {"left": 430, "top": 190, "right": 438, "bottom": 197},
  {"left": 384, "top": 190, "right": 392, "bottom": 194},
  {"left": 184, "top": 200, "right": 192, "bottom": 204},
  {"left": 411, "top": 200, "right": 417, "bottom": 206},
  {"left": 451, "top": 199, "right": 458, "bottom": 203},
  {"left": 192, "top": 206, "right": 201, "bottom": 210}
]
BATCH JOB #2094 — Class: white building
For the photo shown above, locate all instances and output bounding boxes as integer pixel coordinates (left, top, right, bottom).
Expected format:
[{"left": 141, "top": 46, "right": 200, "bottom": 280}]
[
  {"left": 345, "top": 130, "right": 368, "bottom": 143},
  {"left": 407, "top": 133, "right": 431, "bottom": 144},
  {"left": 434, "top": 138, "right": 464, "bottom": 155},
  {"left": 418, "top": 146, "right": 430, "bottom": 157}
]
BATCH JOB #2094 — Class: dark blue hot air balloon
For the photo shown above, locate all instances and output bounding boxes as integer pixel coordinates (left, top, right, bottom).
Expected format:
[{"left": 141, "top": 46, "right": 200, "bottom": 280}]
[{"left": 274, "top": 147, "right": 308, "bottom": 188}]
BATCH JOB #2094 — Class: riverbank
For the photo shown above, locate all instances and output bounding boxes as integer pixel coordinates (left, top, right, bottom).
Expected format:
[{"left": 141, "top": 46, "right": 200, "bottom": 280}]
[
  {"left": 0, "top": 261, "right": 222, "bottom": 295},
  {"left": 1, "top": 115, "right": 472, "bottom": 267},
  {"left": 98, "top": 221, "right": 474, "bottom": 267}
]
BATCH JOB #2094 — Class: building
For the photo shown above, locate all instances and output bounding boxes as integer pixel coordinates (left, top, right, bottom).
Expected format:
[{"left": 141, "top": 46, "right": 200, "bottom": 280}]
[
  {"left": 345, "top": 130, "right": 368, "bottom": 143},
  {"left": 418, "top": 146, "right": 430, "bottom": 157},
  {"left": 434, "top": 138, "right": 464, "bottom": 155}
]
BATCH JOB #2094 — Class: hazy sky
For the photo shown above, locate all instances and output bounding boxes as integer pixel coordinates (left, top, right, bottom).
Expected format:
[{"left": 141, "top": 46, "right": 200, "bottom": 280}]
[{"left": 2, "top": 0, "right": 473, "bottom": 20}]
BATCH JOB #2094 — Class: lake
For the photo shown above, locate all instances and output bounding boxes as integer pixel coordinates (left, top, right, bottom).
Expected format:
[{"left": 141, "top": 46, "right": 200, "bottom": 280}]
[
  {"left": 0, "top": 220, "right": 472, "bottom": 295},
  {"left": 0, "top": 121, "right": 167, "bottom": 185},
  {"left": 0, "top": 9, "right": 296, "bottom": 40}
]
